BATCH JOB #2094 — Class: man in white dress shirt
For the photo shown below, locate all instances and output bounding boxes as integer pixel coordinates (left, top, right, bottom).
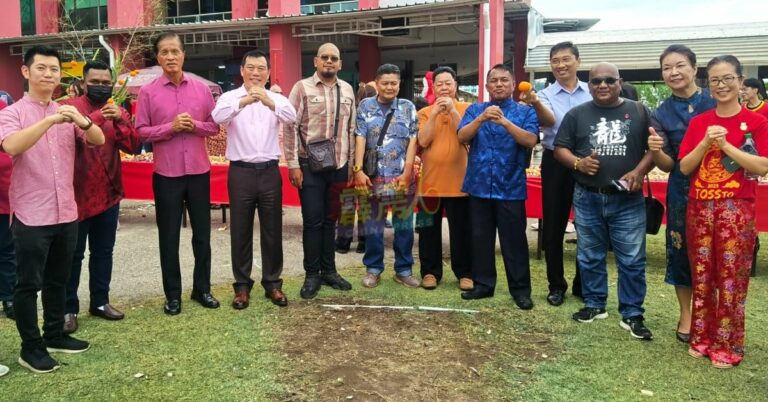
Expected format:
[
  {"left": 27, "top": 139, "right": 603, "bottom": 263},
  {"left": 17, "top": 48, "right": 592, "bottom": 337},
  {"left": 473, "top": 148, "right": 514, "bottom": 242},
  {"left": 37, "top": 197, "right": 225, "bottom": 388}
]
[{"left": 212, "top": 50, "right": 297, "bottom": 308}]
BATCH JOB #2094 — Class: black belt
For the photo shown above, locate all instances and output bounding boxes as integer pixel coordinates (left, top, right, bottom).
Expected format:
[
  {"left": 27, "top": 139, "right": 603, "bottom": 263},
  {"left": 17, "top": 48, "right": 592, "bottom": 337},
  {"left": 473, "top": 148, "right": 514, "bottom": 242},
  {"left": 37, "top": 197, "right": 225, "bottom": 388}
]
[
  {"left": 230, "top": 160, "right": 278, "bottom": 170},
  {"left": 583, "top": 185, "right": 621, "bottom": 195}
]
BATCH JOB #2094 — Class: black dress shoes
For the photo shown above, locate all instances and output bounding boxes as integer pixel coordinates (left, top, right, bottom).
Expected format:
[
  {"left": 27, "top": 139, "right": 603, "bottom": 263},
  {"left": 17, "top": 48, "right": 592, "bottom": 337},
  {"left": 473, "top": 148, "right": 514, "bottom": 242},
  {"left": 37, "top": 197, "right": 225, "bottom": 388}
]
[
  {"left": 164, "top": 299, "right": 181, "bottom": 315},
  {"left": 89, "top": 304, "right": 125, "bottom": 320},
  {"left": 547, "top": 290, "right": 565, "bottom": 306},
  {"left": 461, "top": 286, "right": 494, "bottom": 300},
  {"left": 2, "top": 300, "right": 14, "bottom": 320},
  {"left": 322, "top": 272, "right": 352, "bottom": 291},
  {"left": 265, "top": 289, "right": 288, "bottom": 307},
  {"left": 300, "top": 275, "right": 322, "bottom": 299},
  {"left": 513, "top": 295, "right": 534, "bottom": 310},
  {"left": 191, "top": 292, "right": 220, "bottom": 309}
]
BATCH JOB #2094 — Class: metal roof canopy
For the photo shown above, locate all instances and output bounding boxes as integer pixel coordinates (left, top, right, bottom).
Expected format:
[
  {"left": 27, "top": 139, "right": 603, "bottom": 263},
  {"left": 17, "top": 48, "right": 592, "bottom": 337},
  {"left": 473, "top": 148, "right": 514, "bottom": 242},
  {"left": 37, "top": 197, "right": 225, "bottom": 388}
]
[
  {"left": 525, "top": 22, "right": 768, "bottom": 73},
  {"left": 3, "top": 0, "right": 532, "bottom": 56}
]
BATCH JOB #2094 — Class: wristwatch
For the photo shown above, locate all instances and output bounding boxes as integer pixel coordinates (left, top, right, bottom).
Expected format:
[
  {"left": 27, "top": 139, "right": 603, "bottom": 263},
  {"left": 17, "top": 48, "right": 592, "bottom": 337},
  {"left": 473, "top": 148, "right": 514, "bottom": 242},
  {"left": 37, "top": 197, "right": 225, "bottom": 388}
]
[
  {"left": 352, "top": 164, "right": 362, "bottom": 173},
  {"left": 79, "top": 116, "right": 93, "bottom": 131}
]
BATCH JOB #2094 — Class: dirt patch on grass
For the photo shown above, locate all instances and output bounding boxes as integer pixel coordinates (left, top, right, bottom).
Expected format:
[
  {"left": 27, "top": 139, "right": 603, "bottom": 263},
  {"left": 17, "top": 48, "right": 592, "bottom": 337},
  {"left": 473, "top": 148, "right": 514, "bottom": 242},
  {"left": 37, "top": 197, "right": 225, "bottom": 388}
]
[{"left": 275, "top": 296, "right": 556, "bottom": 402}]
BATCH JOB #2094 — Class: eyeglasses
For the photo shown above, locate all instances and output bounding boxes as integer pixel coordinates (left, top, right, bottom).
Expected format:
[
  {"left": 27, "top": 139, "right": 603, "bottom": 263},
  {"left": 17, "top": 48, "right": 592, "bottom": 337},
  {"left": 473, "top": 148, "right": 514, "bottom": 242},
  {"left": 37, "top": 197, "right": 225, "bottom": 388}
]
[
  {"left": 550, "top": 56, "right": 574, "bottom": 65},
  {"left": 319, "top": 55, "right": 340, "bottom": 62},
  {"left": 708, "top": 75, "right": 740, "bottom": 87},
  {"left": 589, "top": 77, "right": 619, "bottom": 86}
]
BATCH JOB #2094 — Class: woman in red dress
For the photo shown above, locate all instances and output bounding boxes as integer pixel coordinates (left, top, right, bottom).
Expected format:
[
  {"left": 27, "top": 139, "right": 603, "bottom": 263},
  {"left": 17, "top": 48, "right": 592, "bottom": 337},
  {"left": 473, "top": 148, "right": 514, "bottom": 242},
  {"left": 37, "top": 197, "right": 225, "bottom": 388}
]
[{"left": 679, "top": 55, "right": 768, "bottom": 368}]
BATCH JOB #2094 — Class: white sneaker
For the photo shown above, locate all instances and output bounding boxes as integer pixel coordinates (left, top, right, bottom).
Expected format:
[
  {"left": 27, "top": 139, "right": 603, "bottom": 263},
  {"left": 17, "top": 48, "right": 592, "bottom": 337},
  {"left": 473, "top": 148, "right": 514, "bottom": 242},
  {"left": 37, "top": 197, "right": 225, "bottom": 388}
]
[
  {"left": 0, "top": 363, "right": 9, "bottom": 377},
  {"left": 565, "top": 222, "right": 576, "bottom": 233}
]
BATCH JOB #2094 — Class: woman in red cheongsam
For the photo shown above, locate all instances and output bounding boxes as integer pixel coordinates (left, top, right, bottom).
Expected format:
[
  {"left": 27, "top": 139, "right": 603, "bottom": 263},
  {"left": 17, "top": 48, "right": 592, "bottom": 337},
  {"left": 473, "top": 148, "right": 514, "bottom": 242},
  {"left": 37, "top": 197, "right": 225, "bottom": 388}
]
[{"left": 679, "top": 55, "right": 768, "bottom": 368}]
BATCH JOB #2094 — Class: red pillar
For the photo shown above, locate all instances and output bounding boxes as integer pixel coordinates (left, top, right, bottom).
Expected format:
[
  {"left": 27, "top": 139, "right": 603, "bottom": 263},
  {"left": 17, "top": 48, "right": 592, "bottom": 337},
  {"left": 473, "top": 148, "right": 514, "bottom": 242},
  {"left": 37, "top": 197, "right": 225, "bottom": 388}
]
[
  {"left": 477, "top": 0, "right": 504, "bottom": 102},
  {"left": 107, "top": 0, "right": 152, "bottom": 29},
  {"left": 359, "top": 0, "right": 379, "bottom": 9},
  {"left": 0, "top": 2, "right": 21, "bottom": 38},
  {"left": 268, "top": 1, "right": 301, "bottom": 90},
  {"left": 269, "top": 25, "right": 302, "bottom": 92},
  {"left": 35, "top": 0, "right": 59, "bottom": 34},
  {"left": 232, "top": 0, "right": 258, "bottom": 19},
  {"left": 512, "top": 18, "right": 528, "bottom": 96},
  {"left": 358, "top": 37, "right": 380, "bottom": 83},
  {"left": 268, "top": 0, "right": 299, "bottom": 16},
  {"left": 0, "top": 46, "right": 24, "bottom": 100}
]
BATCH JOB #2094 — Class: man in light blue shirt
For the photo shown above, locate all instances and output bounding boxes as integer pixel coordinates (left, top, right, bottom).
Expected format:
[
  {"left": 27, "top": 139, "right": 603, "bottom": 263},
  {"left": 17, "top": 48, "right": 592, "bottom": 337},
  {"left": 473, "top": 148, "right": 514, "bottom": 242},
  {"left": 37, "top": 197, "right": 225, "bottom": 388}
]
[{"left": 530, "top": 41, "right": 592, "bottom": 307}]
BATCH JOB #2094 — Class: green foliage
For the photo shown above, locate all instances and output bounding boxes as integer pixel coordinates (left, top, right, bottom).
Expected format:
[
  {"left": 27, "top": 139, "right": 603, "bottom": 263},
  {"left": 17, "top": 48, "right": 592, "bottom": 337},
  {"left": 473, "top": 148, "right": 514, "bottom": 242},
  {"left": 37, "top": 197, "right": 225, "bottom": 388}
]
[{"left": 636, "top": 82, "right": 673, "bottom": 109}]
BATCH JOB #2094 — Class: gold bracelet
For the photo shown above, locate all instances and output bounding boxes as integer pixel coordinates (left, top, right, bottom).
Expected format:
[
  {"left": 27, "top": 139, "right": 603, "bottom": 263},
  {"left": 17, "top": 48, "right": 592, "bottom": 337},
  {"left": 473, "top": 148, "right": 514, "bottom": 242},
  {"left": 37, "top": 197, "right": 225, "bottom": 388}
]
[{"left": 573, "top": 157, "right": 581, "bottom": 171}]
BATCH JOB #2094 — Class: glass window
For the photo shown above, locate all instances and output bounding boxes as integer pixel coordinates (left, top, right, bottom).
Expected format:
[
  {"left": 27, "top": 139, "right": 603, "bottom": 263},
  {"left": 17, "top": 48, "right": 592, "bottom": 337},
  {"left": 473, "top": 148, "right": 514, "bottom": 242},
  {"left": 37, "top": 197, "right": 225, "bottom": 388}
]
[
  {"left": 21, "top": 0, "right": 36, "bottom": 36},
  {"left": 167, "top": 0, "right": 231, "bottom": 23},
  {"left": 62, "top": 0, "right": 107, "bottom": 31}
]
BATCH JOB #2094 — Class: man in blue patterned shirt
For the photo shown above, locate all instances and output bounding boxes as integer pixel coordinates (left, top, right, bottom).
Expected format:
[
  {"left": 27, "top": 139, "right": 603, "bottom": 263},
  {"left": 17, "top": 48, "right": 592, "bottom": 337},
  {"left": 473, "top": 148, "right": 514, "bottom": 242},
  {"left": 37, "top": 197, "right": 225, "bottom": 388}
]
[
  {"left": 458, "top": 64, "right": 539, "bottom": 309},
  {"left": 352, "top": 64, "right": 420, "bottom": 289}
]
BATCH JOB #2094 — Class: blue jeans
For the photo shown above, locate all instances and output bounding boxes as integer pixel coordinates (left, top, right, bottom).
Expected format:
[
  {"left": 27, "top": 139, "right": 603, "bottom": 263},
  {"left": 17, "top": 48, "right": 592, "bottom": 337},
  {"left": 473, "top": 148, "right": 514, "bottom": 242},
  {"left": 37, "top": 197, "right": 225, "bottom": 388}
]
[
  {"left": 66, "top": 204, "right": 120, "bottom": 314},
  {"left": 573, "top": 184, "right": 647, "bottom": 319},
  {"left": 362, "top": 192, "right": 415, "bottom": 276},
  {"left": 0, "top": 214, "right": 16, "bottom": 302}
]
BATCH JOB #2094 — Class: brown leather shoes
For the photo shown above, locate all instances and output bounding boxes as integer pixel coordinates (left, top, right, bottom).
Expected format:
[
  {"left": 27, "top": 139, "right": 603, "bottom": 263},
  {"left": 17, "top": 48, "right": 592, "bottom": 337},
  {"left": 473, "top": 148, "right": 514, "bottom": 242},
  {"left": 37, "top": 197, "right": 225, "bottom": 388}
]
[
  {"left": 63, "top": 313, "right": 78, "bottom": 334},
  {"left": 459, "top": 278, "right": 474, "bottom": 291},
  {"left": 265, "top": 289, "right": 288, "bottom": 307},
  {"left": 421, "top": 274, "right": 438, "bottom": 290},
  {"left": 89, "top": 304, "right": 125, "bottom": 320},
  {"left": 232, "top": 291, "right": 250, "bottom": 310}
]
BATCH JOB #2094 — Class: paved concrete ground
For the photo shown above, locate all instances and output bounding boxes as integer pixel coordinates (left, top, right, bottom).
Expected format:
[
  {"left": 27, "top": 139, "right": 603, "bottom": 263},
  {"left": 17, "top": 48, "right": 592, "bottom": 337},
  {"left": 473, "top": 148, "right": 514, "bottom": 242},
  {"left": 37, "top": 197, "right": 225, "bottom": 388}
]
[{"left": 81, "top": 200, "right": 565, "bottom": 308}]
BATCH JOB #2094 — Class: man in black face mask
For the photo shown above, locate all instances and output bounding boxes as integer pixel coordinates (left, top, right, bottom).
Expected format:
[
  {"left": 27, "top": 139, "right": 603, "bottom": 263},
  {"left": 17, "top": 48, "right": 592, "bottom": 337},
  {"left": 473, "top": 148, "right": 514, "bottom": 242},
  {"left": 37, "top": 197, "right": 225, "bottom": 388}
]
[{"left": 60, "top": 60, "right": 140, "bottom": 334}]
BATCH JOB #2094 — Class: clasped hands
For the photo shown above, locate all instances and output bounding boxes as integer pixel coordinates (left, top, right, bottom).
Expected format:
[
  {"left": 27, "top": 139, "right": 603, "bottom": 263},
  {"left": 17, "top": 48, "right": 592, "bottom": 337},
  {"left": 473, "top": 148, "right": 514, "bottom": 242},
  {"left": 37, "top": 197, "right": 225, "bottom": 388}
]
[
  {"left": 50, "top": 105, "right": 89, "bottom": 128},
  {"left": 242, "top": 86, "right": 275, "bottom": 109},
  {"left": 702, "top": 125, "right": 730, "bottom": 150},
  {"left": 172, "top": 113, "right": 196, "bottom": 133}
]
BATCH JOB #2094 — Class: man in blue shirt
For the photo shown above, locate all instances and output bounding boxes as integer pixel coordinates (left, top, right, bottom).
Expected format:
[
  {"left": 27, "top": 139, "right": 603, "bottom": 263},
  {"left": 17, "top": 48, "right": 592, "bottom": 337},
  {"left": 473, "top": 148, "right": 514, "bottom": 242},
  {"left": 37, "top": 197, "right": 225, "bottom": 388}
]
[
  {"left": 353, "top": 64, "right": 420, "bottom": 289},
  {"left": 529, "top": 41, "right": 593, "bottom": 306},
  {"left": 458, "top": 64, "right": 539, "bottom": 309}
]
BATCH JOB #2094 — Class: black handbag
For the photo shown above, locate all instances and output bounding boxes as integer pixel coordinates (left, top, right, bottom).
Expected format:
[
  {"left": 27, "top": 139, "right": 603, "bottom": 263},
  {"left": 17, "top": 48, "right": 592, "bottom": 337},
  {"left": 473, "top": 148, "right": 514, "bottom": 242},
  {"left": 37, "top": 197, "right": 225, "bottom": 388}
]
[
  {"left": 362, "top": 102, "right": 396, "bottom": 178},
  {"left": 645, "top": 176, "right": 664, "bottom": 235},
  {"left": 301, "top": 84, "right": 340, "bottom": 172}
]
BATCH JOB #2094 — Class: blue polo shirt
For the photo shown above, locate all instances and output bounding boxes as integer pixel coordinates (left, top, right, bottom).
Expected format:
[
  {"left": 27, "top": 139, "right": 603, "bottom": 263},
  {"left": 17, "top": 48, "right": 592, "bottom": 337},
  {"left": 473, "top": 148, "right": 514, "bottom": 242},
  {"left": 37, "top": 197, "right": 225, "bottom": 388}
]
[
  {"left": 459, "top": 99, "right": 539, "bottom": 201},
  {"left": 538, "top": 80, "right": 591, "bottom": 150}
]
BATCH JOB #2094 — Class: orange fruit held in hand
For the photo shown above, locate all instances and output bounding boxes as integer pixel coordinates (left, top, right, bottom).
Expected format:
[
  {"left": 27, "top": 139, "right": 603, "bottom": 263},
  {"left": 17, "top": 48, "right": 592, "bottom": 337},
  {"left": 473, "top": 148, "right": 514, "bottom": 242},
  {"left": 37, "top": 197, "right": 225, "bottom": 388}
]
[
  {"left": 107, "top": 98, "right": 114, "bottom": 104},
  {"left": 517, "top": 81, "right": 532, "bottom": 92}
]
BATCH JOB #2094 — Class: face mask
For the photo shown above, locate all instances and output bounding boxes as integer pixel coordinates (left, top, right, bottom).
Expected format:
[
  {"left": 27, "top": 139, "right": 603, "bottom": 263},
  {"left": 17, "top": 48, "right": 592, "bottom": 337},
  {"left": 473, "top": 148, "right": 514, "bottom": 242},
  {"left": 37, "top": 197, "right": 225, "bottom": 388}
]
[{"left": 86, "top": 85, "right": 113, "bottom": 104}]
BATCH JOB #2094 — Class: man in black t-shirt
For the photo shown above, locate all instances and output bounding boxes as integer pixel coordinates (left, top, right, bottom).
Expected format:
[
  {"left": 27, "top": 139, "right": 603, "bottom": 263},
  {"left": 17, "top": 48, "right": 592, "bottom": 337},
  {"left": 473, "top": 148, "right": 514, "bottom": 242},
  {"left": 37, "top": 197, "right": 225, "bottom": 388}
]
[{"left": 554, "top": 62, "right": 655, "bottom": 341}]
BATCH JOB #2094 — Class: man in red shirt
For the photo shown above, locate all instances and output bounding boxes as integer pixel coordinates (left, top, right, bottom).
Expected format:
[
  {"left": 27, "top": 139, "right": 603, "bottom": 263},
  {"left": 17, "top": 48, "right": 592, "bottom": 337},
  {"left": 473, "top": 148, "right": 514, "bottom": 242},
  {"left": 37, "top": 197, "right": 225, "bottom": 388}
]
[
  {"left": 60, "top": 61, "right": 140, "bottom": 333},
  {"left": 0, "top": 46, "right": 105, "bottom": 373}
]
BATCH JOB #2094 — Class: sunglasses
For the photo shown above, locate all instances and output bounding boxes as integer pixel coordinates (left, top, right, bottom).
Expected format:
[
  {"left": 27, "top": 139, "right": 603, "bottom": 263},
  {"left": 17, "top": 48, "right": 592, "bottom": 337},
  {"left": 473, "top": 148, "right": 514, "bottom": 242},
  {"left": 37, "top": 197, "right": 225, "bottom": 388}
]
[
  {"left": 319, "top": 55, "right": 340, "bottom": 62},
  {"left": 590, "top": 77, "right": 619, "bottom": 85}
]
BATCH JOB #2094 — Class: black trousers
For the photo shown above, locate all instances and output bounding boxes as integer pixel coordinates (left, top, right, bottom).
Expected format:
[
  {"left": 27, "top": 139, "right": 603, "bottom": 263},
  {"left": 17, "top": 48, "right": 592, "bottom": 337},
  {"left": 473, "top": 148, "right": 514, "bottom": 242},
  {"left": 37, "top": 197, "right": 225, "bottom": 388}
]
[
  {"left": 228, "top": 163, "right": 283, "bottom": 293},
  {"left": 0, "top": 214, "right": 16, "bottom": 303},
  {"left": 417, "top": 196, "right": 471, "bottom": 281},
  {"left": 298, "top": 160, "right": 348, "bottom": 276},
  {"left": 12, "top": 219, "right": 77, "bottom": 351},
  {"left": 153, "top": 172, "right": 211, "bottom": 301},
  {"left": 541, "top": 149, "right": 581, "bottom": 294},
  {"left": 469, "top": 197, "right": 531, "bottom": 297}
]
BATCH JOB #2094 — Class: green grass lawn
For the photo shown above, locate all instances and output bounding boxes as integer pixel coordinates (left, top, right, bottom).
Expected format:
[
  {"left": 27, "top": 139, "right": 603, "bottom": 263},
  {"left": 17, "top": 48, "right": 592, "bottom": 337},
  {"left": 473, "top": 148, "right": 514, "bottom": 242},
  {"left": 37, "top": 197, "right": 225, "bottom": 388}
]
[{"left": 1, "top": 231, "right": 766, "bottom": 401}]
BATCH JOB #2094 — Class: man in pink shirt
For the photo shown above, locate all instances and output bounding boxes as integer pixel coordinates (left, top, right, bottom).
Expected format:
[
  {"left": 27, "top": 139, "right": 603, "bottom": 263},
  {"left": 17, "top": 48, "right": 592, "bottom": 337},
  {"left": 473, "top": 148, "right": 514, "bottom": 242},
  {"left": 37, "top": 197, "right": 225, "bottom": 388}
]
[
  {"left": 212, "top": 50, "right": 296, "bottom": 308},
  {"left": 0, "top": 46, "right": 105, "bottom": 373},
  {"left": 135, "top": 33, "right": 220, "bottom": 315},
  {"left": 0, "top": 96, "right": 14, "bottom": 324}
]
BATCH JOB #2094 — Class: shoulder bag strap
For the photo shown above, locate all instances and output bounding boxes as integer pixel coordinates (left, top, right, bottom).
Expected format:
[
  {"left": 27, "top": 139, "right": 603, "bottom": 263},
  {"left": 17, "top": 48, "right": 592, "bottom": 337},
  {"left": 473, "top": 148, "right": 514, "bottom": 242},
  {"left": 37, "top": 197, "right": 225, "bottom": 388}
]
[
  {"left": 377, "top": 99, "right": 396, "bottom": 147},
  {"left": 331, "top": 82, "right": 341, "bottom": 141}
]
